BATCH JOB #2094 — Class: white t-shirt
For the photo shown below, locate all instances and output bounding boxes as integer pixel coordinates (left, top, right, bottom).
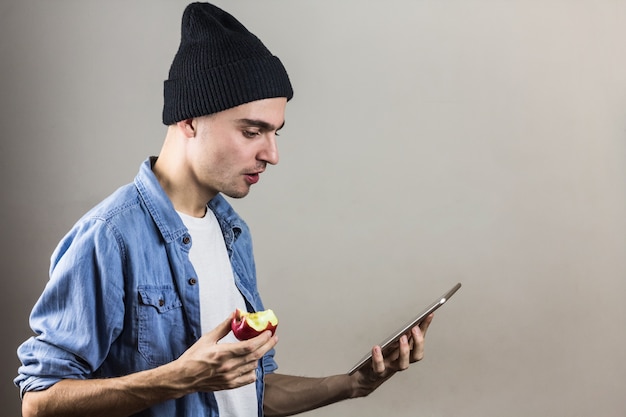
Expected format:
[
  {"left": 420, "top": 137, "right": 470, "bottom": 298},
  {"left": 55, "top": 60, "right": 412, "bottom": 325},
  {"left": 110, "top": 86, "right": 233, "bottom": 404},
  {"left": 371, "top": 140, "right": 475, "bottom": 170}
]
[{"left": 178, "top": 208, "right": 257, "bottom": 416}]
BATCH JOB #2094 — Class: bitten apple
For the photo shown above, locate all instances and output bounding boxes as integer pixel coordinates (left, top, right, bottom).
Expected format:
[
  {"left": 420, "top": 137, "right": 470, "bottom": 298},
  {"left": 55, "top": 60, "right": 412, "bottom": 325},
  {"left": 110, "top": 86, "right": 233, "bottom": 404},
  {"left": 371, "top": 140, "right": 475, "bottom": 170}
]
[{"left": 231, "top": 308, "right": 278, "bottom": 340}]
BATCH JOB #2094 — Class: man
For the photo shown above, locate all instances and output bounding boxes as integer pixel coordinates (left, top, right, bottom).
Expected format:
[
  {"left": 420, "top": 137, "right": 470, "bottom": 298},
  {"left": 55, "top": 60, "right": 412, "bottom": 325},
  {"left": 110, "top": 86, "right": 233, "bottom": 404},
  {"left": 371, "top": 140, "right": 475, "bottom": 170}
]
[{"left": 15, "top": 3, "right": 433, "bottom": 416}]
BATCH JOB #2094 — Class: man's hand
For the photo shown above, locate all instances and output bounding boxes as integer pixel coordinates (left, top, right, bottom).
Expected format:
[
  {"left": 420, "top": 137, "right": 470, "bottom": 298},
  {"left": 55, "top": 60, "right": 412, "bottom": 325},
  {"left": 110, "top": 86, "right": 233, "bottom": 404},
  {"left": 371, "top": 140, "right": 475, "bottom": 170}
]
[
  {"left": 350, "top": 313, "right": 434, "bottom": 398},
  {"left": 169, "top": 313, "right": 279, "bottom": 394}
]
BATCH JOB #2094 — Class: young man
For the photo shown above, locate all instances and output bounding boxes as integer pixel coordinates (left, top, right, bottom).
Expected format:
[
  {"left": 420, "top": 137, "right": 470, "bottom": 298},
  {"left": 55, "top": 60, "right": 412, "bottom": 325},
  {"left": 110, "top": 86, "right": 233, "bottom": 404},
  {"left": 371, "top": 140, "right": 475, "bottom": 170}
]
[{"left": 15, "top": 3, "right": 433, "bottom": 416}]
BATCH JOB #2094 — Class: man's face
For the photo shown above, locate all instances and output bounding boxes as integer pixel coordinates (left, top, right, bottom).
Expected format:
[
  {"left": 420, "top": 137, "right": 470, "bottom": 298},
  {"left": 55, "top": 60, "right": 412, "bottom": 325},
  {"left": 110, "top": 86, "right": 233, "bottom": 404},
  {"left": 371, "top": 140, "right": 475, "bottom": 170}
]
[{"left": 188, "top": 97, "right": 287, "bottom": 200}]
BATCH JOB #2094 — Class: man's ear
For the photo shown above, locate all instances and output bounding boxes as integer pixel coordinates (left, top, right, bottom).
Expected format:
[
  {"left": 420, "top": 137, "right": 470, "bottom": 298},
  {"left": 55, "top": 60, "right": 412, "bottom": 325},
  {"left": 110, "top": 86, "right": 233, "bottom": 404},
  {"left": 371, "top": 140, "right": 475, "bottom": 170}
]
[{"left": 176, "top": 118, "right": 196, "bottom": 138}]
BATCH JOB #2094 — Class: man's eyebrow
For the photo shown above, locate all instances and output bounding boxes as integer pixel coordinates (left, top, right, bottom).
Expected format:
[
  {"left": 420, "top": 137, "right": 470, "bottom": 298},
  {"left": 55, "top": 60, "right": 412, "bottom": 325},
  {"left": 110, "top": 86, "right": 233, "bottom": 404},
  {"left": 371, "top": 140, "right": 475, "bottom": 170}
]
[{"left": 235, "top": 118, "right": 285, "bottom": 131}]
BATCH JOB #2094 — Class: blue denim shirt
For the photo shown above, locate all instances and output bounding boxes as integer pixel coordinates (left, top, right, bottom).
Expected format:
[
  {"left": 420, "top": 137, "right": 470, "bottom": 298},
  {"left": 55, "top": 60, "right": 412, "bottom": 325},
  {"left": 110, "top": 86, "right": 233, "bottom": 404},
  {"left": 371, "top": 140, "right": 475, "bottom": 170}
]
[{"left": 15, "top": 157, "right": 277, "bottom": 416}]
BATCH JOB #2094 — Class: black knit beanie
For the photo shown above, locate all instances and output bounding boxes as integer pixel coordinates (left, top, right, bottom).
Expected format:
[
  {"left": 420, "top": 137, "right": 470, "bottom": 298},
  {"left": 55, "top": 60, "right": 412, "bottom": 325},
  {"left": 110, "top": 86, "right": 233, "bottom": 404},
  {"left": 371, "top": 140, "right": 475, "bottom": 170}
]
[{"left": 162, "top": 2, "right": 294, "bottom": 125}]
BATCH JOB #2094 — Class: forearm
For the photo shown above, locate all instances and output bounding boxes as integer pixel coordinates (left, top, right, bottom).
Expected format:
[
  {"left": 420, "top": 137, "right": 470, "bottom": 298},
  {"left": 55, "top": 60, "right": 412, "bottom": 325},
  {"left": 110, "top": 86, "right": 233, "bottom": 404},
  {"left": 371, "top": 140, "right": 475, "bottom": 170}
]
[
  {"left": 263, "top": 373, "right": 356, "bottom": 417},
  {"left": 22, "top": 361, "right": 188, "bottom": 417}
]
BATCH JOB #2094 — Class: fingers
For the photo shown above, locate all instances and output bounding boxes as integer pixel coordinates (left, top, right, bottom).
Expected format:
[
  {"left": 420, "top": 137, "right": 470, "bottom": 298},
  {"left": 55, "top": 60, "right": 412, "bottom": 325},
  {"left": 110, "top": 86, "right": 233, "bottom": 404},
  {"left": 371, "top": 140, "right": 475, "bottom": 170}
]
[
  {"left": 419, "top": 313, "right": 434, "bottom": 337},
  {"left": 369, "top": 333, "right": 410, "bottom": 378},
  {"left": 369, "top": 314, "right": 435, "bottom": 375},
  {"left": 371, "top": 346, "right": 385, "bottom": 374},
  {"left": 231, "top": 329, "right": 278, "bottom": 358},
  {"left": 220, "top": 330, "right": 277, "bottom": 388},
  {"left": 398, "top": 335, "right": 411, "bottom": 370},
  {"left": 229, "top": 330, "right": 278, "bottom": 366},
  {"left": 409, "top": 313, "right": 433, "bottom": 363},
  {"left": 224, "top": 358, "right": 260, "bottom": 387},
  {"left": 409, "top": 326, "right": 425, "bottom": 363},
  {"left": 207, "top": 313, "right": 278, "bottom": 355}
]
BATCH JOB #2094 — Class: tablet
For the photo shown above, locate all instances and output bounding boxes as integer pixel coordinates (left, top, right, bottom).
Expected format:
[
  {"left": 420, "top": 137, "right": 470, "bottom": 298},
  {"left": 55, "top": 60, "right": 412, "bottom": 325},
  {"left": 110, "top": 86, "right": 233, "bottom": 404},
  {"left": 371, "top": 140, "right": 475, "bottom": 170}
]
[{"left": 347, "top": 282, "right": 462, "bottom": 375}]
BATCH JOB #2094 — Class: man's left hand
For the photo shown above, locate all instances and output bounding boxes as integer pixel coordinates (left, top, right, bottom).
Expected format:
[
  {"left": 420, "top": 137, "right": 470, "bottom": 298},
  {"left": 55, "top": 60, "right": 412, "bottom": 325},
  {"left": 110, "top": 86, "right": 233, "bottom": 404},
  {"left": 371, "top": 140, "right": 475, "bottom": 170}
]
[{"left": 350, "top": 313, "right": 434, "bottom": 397}]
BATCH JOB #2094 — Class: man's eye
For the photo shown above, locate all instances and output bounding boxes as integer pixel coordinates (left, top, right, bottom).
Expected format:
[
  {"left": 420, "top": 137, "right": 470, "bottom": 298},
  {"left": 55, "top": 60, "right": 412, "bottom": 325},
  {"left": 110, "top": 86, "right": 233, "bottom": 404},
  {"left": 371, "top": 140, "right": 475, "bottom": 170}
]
[{"left": 243, "top": 130, "right": 260, "bottom": 138}]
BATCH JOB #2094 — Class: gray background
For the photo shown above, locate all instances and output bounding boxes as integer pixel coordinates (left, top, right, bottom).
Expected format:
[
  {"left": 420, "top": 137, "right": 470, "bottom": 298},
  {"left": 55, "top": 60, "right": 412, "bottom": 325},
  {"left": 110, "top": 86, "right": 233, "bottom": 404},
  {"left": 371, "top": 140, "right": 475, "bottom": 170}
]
[{"left": 2, "top": 1, "right": 625, "bottom": 416}]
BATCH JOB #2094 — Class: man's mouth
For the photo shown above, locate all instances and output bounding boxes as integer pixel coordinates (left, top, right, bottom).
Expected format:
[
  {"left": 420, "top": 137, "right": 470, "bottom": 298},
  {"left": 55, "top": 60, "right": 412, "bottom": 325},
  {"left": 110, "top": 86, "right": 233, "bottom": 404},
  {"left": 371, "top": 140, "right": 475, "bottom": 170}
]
[{"left": 244, "top": 173, "right": 260, "bottom": 184}]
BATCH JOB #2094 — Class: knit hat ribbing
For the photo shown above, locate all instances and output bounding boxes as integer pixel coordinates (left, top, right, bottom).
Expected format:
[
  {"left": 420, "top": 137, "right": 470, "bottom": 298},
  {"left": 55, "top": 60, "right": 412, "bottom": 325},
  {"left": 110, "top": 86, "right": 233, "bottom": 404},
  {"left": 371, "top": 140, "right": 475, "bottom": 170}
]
[{"left": 162, "top": 2, "right": 293, "bottom": 125}]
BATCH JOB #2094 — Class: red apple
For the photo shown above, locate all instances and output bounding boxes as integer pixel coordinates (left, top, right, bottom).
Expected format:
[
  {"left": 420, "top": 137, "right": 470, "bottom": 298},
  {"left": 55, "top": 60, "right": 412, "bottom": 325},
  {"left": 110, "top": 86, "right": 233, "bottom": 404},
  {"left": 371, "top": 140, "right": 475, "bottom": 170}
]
[{"left": 231, "top": 308, "right": 278, "bottom": 340}]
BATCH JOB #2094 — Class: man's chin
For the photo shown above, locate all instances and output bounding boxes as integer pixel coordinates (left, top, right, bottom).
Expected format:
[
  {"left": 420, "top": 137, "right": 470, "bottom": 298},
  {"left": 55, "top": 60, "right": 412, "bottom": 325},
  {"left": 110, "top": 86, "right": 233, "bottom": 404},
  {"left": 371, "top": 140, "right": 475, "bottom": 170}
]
[{"left": 222, "top": 188, "right": 251, "bottom": 199}]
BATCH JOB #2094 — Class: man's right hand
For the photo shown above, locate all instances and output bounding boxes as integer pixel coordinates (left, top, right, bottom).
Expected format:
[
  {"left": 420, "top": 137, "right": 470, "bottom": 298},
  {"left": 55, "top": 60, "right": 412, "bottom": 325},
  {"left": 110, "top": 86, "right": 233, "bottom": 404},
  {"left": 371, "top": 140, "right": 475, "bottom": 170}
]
[{"left": 168, "top": 313, "right": 279, "bottom": 394}]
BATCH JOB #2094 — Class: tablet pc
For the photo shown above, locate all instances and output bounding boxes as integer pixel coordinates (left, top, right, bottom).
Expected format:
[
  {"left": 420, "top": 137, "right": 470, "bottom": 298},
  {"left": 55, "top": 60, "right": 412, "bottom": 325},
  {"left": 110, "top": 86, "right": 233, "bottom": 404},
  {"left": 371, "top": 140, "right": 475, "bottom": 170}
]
[{"left": 347, "top": 282, "right": 461, "bottom": 375}]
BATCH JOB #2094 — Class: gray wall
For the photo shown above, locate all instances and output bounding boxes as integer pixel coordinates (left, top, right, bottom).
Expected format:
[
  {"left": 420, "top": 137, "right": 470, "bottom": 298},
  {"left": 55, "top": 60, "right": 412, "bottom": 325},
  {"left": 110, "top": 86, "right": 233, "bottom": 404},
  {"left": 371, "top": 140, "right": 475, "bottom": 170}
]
[{"left": 2, "top": 1, "right": 625, "bottom": 416}]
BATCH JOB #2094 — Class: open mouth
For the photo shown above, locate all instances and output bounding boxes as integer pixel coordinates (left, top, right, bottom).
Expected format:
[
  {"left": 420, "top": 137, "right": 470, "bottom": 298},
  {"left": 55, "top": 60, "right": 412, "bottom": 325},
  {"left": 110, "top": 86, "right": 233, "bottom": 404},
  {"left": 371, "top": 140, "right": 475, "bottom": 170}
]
[{"left": 245, "top": 173, "right": 260, "bottom": 184}]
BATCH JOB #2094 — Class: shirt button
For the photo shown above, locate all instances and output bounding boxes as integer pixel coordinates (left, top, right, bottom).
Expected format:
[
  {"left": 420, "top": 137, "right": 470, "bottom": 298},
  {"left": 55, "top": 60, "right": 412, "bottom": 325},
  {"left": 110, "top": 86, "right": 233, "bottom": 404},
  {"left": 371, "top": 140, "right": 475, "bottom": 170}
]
[
  {"left": 188, "top": 278, "right": 197, "bottom": 285},
  {"left": 182, "top": 236, "right": 191, "bottom": 245},
  {"left": 159, "top": 299, "right": 165, "bottom": 307}
]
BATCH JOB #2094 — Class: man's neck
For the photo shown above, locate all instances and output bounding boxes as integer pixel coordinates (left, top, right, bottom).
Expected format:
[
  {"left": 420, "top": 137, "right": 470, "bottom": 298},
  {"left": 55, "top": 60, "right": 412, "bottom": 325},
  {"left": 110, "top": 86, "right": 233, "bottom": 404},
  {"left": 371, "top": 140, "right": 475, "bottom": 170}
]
[{"left": 152, "top": 149, "right": 214, "bottom": 218}]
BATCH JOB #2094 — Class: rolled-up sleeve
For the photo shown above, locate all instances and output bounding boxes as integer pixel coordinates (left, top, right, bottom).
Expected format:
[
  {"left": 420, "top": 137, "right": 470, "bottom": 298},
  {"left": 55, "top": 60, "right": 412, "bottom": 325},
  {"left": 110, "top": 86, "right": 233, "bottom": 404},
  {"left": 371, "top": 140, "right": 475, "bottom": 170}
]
[{"left": 15, "top": 217, "right": 125, "bottom": 396}]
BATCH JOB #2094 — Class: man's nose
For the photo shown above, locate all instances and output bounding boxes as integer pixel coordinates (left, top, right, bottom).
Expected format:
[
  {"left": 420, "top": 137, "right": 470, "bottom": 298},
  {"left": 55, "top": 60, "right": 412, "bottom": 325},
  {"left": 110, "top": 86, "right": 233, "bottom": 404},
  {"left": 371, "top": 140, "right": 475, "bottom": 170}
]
[{"left": 259, "top": 135, "right": 279, "bottom": 165}]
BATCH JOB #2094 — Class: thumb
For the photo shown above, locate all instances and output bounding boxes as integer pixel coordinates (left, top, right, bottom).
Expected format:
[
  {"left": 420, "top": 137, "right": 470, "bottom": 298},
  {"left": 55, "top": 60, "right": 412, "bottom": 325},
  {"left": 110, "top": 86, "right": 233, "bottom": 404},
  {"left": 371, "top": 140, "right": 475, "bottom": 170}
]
[{"left": 207, "top": 313, "right": 235, "bottom": 342}]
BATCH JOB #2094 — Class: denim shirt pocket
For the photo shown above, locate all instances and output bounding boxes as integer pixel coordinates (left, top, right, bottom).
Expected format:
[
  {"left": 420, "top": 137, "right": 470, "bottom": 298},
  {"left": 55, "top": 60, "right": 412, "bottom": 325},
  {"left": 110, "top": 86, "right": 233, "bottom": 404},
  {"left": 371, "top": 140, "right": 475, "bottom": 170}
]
[{"left": 137, "top": 285, "right": 187, "bottom": 367}]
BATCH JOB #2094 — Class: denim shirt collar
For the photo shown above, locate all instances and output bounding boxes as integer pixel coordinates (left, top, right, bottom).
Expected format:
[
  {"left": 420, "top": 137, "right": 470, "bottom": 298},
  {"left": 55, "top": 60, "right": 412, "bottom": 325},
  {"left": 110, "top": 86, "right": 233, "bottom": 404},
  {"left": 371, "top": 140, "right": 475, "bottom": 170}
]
[{"left": 134, "top": 157, "right": 243, "bottom": 251}]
